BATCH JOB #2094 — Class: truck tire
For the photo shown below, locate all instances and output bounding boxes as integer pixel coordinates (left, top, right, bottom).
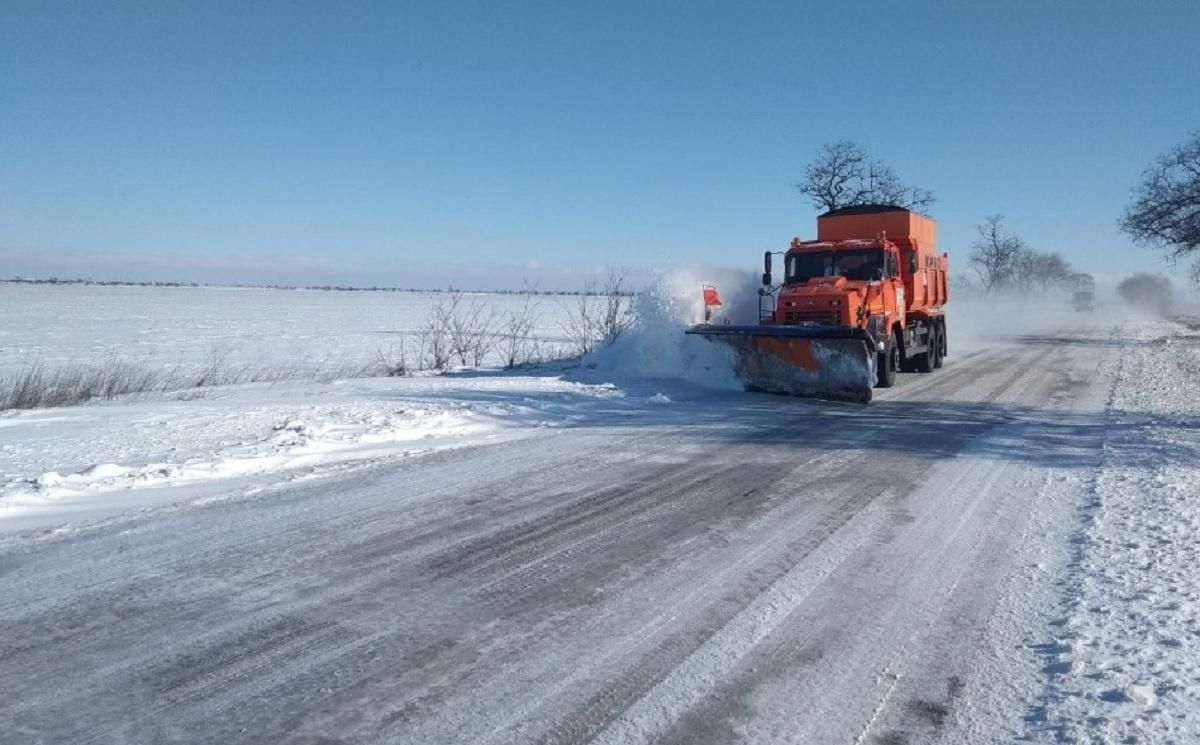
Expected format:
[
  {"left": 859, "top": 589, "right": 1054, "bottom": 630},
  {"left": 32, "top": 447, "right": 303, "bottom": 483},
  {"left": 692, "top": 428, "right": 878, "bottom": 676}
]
[
  {"left": 933, "top": 321, "right": 945, "bottom": 368},
  {"left": 913, "top": 327, "right": 935, "bottom": 373},
  {"left": 876, "top": 335, "right": 898, "bottom": 388}
]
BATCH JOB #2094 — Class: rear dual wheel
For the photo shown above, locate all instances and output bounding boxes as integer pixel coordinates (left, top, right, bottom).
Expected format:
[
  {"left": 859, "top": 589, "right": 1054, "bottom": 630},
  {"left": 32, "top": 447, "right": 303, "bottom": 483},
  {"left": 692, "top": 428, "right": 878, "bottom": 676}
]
[
  {"left": 914, "top": 326, "right": 936, "bottom": 373},
  {"left": 933, "top": 321, "right": 946, "bottom": 369},
  {"left": 915, "top": 321, "right": 948, "bottom": 373}
]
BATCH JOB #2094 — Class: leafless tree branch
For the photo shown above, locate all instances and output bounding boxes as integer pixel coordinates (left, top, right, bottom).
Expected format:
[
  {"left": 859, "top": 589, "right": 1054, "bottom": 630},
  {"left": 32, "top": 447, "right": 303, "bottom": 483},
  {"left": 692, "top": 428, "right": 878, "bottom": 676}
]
[
  {"left": 1121, "top": 132, "right": 1200, "bottom": 283},
  {"left": 795, "top": 141, "right": 937, "bottom": 214}
]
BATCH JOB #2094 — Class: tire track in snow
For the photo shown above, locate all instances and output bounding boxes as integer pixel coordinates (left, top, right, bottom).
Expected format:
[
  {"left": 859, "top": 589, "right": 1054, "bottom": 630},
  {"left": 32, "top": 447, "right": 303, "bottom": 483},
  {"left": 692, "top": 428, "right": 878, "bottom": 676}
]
[
  {"left": 35, "top": 430, "right": 840, "bottom": 741},
  {"left": 530, "top": 340, "right": 1062, "bottom": 744},
  {"left": 481, "top": 346, "right": 1052, "bottom": 743}
]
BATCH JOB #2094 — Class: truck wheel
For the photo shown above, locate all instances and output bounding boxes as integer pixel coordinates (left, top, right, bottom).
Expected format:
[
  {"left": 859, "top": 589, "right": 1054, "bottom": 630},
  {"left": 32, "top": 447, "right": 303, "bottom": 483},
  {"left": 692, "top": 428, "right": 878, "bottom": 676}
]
[
  {"left": 876, "top": 336, "right": 898, "bottom": 388},
  {"left": 913, "top": 326, "right": 935, "bottom": 373},
  {"left": 932, "top": 323, "right": 945, "bottom": 369}
]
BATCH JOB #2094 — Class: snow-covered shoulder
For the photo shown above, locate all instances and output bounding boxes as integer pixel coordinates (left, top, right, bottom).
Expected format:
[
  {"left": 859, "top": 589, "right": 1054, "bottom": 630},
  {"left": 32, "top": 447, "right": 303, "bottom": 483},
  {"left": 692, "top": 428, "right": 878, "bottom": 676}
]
[
  {"left": 1029, "top": 317, "right": 1200, "bottom": 742},
  {"left": 0, "top": 373, "right": 646, "bottom": 532}
]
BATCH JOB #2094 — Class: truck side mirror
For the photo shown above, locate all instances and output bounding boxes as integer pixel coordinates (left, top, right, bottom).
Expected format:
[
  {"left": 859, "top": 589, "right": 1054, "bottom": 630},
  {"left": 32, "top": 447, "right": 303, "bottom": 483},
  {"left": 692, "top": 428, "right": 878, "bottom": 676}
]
[{"left": 763, "top": 251, "right": 773, "bottom": 286}]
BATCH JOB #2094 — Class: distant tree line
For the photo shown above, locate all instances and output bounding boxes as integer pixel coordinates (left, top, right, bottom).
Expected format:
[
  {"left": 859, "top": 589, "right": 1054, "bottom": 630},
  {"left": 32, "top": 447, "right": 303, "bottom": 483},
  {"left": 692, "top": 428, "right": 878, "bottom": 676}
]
[
  {"left": 967, "top": 214, "right": 1083, "bottom": 294},
  {"left": 1, "top": 276, "right": 633, "bottom": 297},
  {"left": 5, "top": 277, "right": 206, "bottom": 288}
]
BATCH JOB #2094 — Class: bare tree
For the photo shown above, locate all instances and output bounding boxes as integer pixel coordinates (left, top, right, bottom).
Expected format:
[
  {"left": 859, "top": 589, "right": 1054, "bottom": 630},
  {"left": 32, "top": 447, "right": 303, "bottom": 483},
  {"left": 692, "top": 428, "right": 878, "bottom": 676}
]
[
  {"left": 1030, "top": 252, "right": 1075, "bottom": 292},
  {"left": 560, "top": 281, "right": 601, "bottom": 357},
  {"left": 451, "top": 298, "right": 498, "bottom": 367},
  {"left": 1121, "top": 132, "right": 1200, "bottom": 284},
  {"left": 952, "top": 272, "right": 980, "bottom": 296},
  {"left": 370, "top": 343, "right": 408, "bottom": 377},
  {"left": 500, "top": 295, "right": 541, "bottom": 368},
  {"left": 419, "top": 296, "right": 454, "bottom": 370},
  {"left": 597, "top": 269, "right": 634, "bottom": 344},
  {"left": 970, "top": 214, "right": 1026, "bottom": 292},
  {"left": 795, "top": 141, "right": 936, "bottom": 214},
  {"left": 1117, "top": 273, "right": 1177, "bottom": 318},
  {"left": 1011, "top": 248, "right": 1075, "bottom": 294},
  {"left": 417, "top": 291, "right": 500, "bottom": 369},
  {"left": 559, "top": 269, "right": 635, "bottom": 356}
]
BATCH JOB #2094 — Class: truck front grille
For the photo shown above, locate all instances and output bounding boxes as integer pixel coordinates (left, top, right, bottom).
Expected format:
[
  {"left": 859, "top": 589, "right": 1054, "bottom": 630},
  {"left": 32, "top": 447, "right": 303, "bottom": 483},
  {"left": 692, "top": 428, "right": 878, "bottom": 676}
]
[{"left": 782, "top": 309, "right": 839, "bottom": 326}]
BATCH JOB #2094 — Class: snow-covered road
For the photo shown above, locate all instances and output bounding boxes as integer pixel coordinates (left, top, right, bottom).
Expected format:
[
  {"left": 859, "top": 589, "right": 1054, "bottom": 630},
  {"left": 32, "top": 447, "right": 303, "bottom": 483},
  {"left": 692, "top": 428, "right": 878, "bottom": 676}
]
[{"left": 2, "top": 318, "right": 1197, "bottom": 744}]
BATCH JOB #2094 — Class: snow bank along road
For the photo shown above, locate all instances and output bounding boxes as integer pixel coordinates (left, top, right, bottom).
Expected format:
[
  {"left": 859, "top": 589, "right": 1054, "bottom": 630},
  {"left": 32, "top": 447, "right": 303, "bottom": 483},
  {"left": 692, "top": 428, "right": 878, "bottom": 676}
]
[{"left": 2, "top": 317, "right": 1197, "bottom": 744}]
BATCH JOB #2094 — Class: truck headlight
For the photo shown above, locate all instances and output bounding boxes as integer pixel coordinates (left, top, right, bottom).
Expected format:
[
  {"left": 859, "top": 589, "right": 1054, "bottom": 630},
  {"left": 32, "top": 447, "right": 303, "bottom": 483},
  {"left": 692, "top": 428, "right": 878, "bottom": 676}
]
[{"left": 867, "top": 314, "right": 889, "bottom": 348}]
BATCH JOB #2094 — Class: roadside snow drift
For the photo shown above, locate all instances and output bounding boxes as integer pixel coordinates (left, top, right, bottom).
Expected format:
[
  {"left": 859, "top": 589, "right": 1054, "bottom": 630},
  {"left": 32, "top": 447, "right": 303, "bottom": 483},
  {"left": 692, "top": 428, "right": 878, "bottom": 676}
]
[{"left": 0, "top": 376, "right": 643, "bottom": 530}]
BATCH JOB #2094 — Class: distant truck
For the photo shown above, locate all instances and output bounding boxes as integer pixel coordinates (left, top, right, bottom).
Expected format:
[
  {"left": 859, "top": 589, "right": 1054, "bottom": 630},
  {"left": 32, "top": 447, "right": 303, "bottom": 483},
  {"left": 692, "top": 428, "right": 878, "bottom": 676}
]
[{"left": 1072, "top": 274, "right": 1095, "bottom": 312}]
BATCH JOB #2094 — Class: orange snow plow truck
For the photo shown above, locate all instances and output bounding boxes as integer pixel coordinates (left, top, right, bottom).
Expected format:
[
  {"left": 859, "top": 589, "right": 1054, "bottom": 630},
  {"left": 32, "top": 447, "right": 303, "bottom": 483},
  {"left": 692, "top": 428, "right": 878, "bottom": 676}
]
[{"left": 687, "top": 205, "right": 949, "bottom": 402}]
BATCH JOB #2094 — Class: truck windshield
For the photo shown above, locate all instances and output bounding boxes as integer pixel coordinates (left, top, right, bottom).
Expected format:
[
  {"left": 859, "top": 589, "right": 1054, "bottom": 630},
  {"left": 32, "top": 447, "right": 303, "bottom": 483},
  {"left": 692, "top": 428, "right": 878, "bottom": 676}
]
[{"left": 785, "top": 249, "right": 884, "bottom": 283}]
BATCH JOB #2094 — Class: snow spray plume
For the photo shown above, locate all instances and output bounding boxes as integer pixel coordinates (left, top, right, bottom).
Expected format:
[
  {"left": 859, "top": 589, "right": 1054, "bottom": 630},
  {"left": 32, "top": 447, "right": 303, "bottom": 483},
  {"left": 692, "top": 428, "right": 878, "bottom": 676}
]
[
  {"left": 946, "top": 284, "right": 1136, "bottom": 353},
  {"left": 586, "top": 267, "right": 761, "bottom": 389}
]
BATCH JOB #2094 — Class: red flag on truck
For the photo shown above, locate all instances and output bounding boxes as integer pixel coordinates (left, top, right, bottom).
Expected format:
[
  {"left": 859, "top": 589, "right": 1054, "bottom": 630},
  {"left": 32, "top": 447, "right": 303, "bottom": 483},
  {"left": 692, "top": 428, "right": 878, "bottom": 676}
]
[{"left": 702, "top": 285, "right": 722, "bottom": 307}]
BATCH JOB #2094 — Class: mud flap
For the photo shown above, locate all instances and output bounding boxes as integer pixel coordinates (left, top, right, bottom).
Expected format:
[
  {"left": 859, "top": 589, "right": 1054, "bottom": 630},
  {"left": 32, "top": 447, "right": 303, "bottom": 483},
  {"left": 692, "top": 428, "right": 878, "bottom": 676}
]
[{"left": 686, "top": 325, "right": 876, "bottom": 403}]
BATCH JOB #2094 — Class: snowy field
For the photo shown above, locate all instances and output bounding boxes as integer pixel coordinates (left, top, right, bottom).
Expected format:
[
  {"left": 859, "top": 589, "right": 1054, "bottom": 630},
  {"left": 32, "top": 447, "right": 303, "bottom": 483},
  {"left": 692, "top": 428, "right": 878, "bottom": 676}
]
[{"left": 0, "top": 283, "right": 578, "bottom": 378}]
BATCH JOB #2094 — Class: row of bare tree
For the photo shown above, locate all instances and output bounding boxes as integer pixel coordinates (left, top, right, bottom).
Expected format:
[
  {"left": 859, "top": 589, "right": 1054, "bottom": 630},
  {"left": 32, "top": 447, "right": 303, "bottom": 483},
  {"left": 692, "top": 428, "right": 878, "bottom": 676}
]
[
  {"left": 967, "top": 215, "right": 1083, "bottom": 294},
  {"left": 390, "top": 273, "right": 634, "bottom": 374}
]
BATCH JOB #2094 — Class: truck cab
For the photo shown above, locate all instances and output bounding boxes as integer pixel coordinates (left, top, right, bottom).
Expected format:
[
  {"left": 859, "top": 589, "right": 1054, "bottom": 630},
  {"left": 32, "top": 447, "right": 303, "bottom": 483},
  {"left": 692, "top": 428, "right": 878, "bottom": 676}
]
[{"left": 771, "top": 238, "right": 907, "bottom": 335}]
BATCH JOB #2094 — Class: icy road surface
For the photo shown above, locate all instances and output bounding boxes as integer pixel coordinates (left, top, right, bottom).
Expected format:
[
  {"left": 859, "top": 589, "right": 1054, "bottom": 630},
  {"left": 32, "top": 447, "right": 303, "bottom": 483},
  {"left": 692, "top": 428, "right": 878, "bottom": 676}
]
[{"left": 2, "top": 318, "right": 1198, "bottom": 744}]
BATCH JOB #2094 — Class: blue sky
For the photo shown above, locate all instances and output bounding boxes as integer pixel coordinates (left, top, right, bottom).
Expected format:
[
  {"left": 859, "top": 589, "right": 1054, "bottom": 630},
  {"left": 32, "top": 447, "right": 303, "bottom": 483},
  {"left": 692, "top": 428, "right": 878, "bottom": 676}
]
[{"left": 2, "top": 0, "right": 1198, "bottom": 289}]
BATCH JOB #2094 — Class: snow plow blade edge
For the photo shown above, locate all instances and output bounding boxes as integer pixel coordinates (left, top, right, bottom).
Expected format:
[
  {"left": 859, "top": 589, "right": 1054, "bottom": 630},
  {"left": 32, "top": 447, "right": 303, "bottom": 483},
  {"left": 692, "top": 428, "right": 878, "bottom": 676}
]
[{"left": 686, "top": 324, "right": 876, "bottom": 403}]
